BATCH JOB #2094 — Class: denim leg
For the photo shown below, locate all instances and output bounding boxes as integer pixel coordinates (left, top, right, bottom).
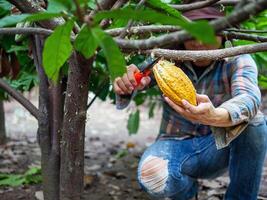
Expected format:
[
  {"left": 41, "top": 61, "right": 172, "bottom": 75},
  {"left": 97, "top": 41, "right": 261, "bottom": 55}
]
[
  {"left": 137, "top": 139, "right": 198, "bottom": 200},
  {"left": 225, "top": 122, "right": 267, "bottom": 200},
  {"left": 181, "top": 134, "right": 229, "bottom": 179}
]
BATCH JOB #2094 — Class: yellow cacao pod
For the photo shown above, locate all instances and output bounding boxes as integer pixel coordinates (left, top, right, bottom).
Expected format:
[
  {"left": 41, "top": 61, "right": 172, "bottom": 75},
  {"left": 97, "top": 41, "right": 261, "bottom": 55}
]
[{"left": 153, "top": 60, "right": 197, "bottom": 106}]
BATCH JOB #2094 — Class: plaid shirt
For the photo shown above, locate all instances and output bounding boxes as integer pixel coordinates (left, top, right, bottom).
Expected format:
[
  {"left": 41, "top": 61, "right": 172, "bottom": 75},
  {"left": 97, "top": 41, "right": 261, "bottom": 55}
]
[{"left": 116, "top": 54, "right": 265, "bottom": 149}]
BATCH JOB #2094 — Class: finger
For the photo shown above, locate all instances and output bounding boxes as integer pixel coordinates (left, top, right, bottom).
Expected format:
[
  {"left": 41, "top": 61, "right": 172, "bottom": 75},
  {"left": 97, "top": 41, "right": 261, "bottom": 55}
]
[
  {"left": 137, "top": 76, "right": 151, "bottom": 90},
  {"left": 127, "top": 64, "right": 139, "bottom": 73},
  {"left": 116, "top": 77, "right": 131, "bottom": 94},
  {"left": 113, "top": 81, "right": 125, "bottom": 95},
  {"left": 122, "top": 74, "right": 134, "bottom": 93},
  {"left": 196, "top": 94, "right": 210, "bottom": 103},
  {"left": 127, "top": 64, "right": 139, "bottom": 86},
  {"left": 164, "top": 97, "right": 186, "bottom": 115},
  {"left": 182, "top": 99, "right": 208, "bottom": 114}
]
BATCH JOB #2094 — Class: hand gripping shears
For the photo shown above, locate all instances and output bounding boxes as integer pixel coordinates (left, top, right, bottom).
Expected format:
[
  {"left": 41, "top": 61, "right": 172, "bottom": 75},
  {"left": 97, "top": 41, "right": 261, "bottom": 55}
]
[{"left": 134, "top": 56, "right": 161, "bottom": 86}]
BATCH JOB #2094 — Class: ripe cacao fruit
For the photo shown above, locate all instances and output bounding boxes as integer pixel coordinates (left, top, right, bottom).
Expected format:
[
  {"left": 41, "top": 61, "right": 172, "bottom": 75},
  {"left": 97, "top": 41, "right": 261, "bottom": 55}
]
[{"left": 153, "top": 60, "right": 197, "bottom": 106}]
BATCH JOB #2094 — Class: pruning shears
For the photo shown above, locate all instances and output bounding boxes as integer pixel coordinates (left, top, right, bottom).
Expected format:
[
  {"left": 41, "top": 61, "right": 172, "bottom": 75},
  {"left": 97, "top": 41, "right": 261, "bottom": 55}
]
[
  {"left": 134, "top": 56, "right": 161, "bottom": 86},
  {"left": 116, "top": 56, "right": 160, "bottom": 110}
]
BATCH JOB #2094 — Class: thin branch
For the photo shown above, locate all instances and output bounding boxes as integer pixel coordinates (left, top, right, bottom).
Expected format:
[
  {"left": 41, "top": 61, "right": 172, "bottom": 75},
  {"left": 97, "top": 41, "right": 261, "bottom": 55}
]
[
  {"left": 7, "top": 0, "right": 64, "bottom": 29},
  {"left": 99, "top": 0, "right": 128, "bottom": 28},
  {"left": 214, "top": 0, "right": 245, "bottom": 6},
  {"left": 220, "top": 31, "right": 267, "bottom": 43},
  {"left": 0, "top": 27, "right": 76, "bottom": 41},
  {"left": 142, "top": 42, "right": 267, "bottom": 61},
  {"left": 170, "top": 0, "right": 220, "bottom": 12},
  {"left": 226, "top": 28, "right": 267, "bottom": 34},
  {"left": 106, "top": 25, "right": 179, "bottom": 36},
  {"left": 118, "top": 0, "right": 146, "bottom": 38},
  {"left": 0, "top": 78, "right": 41, "bottom": 119},
  {"left": 0, "top": 27, "right": 53, "bottom": 36},
  {"left": 73, "top": 0, "right": 84, "bottom": 22},
  {"left": 115, "top": 0, "right": 267, "bottom": 50}
]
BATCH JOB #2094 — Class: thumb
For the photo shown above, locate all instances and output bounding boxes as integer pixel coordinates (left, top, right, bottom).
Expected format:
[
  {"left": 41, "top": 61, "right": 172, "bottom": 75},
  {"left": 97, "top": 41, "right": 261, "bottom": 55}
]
[{"left": 196, "top": 94, "right": 210, "bottom": 103}]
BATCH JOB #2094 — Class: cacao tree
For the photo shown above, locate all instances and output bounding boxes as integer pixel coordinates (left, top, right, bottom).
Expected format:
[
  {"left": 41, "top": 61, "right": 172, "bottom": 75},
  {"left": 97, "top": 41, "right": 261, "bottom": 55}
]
[{"left": 0, "top": 0, "right": 267, "bottom": 200}]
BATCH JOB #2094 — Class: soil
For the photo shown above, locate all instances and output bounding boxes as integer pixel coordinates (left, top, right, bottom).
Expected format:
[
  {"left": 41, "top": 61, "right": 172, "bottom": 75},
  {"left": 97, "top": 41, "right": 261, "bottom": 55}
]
[{"left": 1, "top": 89, "right": 267, "bottom": 200}]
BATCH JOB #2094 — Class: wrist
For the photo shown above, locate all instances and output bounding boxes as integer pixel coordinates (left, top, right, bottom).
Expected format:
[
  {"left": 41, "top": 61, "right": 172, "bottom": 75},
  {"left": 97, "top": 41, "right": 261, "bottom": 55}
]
[{"left": 212, "top": 107, "right": 232, "bottom": 127}]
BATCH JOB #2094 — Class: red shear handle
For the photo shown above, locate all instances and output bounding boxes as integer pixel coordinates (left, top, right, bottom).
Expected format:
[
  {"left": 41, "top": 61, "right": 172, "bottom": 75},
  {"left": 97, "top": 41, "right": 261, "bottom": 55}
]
[{"left": 134, "top": 70, "right": 151, "bottom": 86}]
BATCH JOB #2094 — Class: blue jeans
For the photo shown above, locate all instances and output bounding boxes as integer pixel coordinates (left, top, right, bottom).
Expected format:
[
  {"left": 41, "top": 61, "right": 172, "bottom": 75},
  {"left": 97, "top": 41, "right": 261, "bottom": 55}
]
[{"left": 137, "top": 122, "right": 267, "bottom": 200}]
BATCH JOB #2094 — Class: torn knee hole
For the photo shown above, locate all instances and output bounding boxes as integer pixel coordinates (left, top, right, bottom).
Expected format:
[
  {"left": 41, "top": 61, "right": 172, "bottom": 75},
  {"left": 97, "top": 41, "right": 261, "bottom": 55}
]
[{"left": 140, "top": 155, "right": 169, "bottom": 193}]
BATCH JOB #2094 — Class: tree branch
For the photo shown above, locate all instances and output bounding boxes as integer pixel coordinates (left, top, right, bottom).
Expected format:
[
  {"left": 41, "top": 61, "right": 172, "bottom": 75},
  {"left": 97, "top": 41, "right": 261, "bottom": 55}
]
[
  {"left": 220, "top": 31, "right": 267, "bottom": 43},
  {"left": 0, "top": 78, "right": 41, "bottom": 119},
  {"left": 0, "top": 27, "right": 53, "bottom": 36},
  {"left": 7, "top": 0, "right": 64, "bottom": 29},
  {"left": 99, "top": 0, "right": 128, "bottom": 28},
  {"left": 118, "top": 0, "right": 146, "bottom": 38},
  {"left": 226, "top": 28, "right": 267, "bottom": 34},
  {"left": 106, "top": 25, "right": 179, "bottom": 36},
  {"left": 170, "top": 0, "right": 220, "bottom": 12},
  {"left": 115, "top": 0, "right": 267, "bottom": 50},
  {"left": 142, "top": 42, "right": 267, "bottom": 61}
]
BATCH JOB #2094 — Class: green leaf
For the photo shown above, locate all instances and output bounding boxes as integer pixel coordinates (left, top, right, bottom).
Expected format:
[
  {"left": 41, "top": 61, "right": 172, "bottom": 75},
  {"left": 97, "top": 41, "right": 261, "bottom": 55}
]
[
  {"left": 26, "top": 12, "right": 63, "bottom": 22},
  {"left": 47, "top": 0, "right": 75, "bottom": 12},
  {"left": 146, "top": 0, "right": 185, "bottom": 23},
  {"left": 94, "top": 8, "right": 183, "bottom": 26},
  {"left": 0, "top": 0, "right": 11, "bottom": 17},
  {"left": 183, "top": 20, "right": 216, "bottom": 44},
  {"left": 94, "top": 8, "right": 216, "bottom": 44},
  {"left": 91, "top": 27, "right": 126, "bottom": 81},
  {"left": 148, "top": 102, "right": 156, "bottom": 118},
  {"left": 74, "top": 26, "right": 99, "bottom": 58},
  {"left": 0, "top": 14, "right": 29, "bottom": 27},
  {"left": 127, "top": 109, "right": 140, "bottom": 134},
  {"left": 0, "top": 174, "right": 24, "bottom": 187},
  {"left": 43, "top": 20, "right": 74, "bottom": 81},
  {"left": 0, "top": 12, "right": 63, "bottom": 27}
]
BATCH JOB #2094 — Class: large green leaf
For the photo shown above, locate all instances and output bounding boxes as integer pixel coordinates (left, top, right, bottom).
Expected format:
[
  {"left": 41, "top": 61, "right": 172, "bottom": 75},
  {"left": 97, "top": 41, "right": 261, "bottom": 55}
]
[
  {"left": 47, "top": 0, "right": 75, "bottom": 12},
  {"left": 127, "top": 110, "right": 140, "bottom": 134},
  {"left": 183, "top": 20, "right": 216, "bottom": 44},
  {"left": 43, "top": 20, "right": 74, "bottom": 81},
  {"left": 91, "top": 27, "right": 126, "bottom": 81},
  {"left": 74, "top": 26, "right": 99, "bottom": 58},
  {"left": 0, "top": 14, "right": 29, "bottom": 27},
  {"left": 0, "top": 0, "right": 11, "bottom": 17},
  {"left": 94, "top": 8, "right": 183, "bottom": 26},
  {"left": 146, "top": 0, "right": 185, "bottom": 23},
  {"left": 0, "top": 12, "right": 63, "bottom": 27},
  {"left": 94, "top": 8, "right": 216, "bottom": 44}
]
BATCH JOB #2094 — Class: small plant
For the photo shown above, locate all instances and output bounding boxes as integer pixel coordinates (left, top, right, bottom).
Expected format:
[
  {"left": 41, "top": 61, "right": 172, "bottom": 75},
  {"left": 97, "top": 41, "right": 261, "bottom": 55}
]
[{"left": 0, "top": 166, "right": 42, "bottom": 187}]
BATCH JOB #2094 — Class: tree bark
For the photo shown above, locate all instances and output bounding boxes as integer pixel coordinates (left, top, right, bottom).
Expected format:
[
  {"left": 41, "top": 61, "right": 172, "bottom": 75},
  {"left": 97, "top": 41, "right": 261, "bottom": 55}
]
[
  {"left": 0, "top": 100, "right": 6, "bottom": 145},
  {"left": 60, "top": 52, "right": 92, "bottom": 200},
  {"left": 32, "top": 35, "right": 63, "bottom": 200}
]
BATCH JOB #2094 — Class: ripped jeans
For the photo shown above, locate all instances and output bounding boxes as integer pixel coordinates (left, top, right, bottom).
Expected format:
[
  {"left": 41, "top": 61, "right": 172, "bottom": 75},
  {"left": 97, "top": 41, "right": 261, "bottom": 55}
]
[{"left": 137, "top": 122, "right": 267, "bottom": 200}]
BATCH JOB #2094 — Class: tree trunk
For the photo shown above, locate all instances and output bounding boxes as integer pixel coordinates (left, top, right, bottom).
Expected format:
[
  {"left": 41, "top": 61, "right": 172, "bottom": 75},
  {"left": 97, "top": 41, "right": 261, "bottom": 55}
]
[
  {"left": 32, "top": 35, "right": 64, "bottom": 200},
  {"left": 60, "top": 52, "right": 92, "bottom": 200},
  {"left": 0, "top": 100, "right": 6, "bottom": 145}
]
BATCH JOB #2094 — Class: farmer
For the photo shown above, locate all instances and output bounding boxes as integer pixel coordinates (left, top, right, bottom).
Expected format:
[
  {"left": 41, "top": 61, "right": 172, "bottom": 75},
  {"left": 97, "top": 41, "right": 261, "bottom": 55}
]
[{"left": 113, "top": 6, "right": 267, "bottom": 200}]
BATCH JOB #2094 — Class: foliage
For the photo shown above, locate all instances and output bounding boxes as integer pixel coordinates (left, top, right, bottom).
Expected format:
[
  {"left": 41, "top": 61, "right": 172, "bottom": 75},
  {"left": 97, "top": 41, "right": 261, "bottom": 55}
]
[
  {"left": 0, "top": 0, "right": 267, "bottom": 134},
  {"left": 0, "top": 166, "right": 42, "bottom": 187}
]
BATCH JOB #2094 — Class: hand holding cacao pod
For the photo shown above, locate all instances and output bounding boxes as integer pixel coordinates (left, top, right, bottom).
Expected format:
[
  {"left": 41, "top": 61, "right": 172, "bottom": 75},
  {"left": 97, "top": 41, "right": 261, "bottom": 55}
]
[{"left": 153, "top": 60, "right": 197, "bottom": 106}]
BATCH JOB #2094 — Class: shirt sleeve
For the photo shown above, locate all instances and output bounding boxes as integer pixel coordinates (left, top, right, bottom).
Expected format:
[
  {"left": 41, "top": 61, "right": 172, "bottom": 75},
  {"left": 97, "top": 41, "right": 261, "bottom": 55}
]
[{"left": 211, "top": 55, "right": 262, "bottom": 149}]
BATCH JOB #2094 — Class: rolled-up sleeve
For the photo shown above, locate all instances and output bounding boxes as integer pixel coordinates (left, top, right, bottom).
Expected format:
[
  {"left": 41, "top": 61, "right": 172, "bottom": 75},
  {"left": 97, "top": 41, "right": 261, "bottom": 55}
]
[{"left": 211, "top": 55, "right": 262, "bottom": 149}]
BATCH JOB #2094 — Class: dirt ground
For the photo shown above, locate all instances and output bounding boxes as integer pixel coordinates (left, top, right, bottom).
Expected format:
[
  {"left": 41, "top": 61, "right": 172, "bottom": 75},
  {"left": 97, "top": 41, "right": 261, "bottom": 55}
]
[{"left": 1, "top": 89, "right": 267, "bottom": 200}]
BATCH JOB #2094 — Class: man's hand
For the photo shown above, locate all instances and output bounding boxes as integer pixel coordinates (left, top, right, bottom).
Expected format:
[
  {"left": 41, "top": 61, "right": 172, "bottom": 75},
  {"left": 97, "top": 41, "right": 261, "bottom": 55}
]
[
  {"left": 113, "top": 64, "right": 151, "bottom": 95},
  {"left": 164, "top": 94, "right": 232, "bottom": 127}
]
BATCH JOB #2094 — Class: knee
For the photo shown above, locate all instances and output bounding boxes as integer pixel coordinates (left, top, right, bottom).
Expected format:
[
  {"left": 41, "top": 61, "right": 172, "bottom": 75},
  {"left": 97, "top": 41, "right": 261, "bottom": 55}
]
[{"left": 137, "top": 155, "right": 169, "bottom": 195}]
